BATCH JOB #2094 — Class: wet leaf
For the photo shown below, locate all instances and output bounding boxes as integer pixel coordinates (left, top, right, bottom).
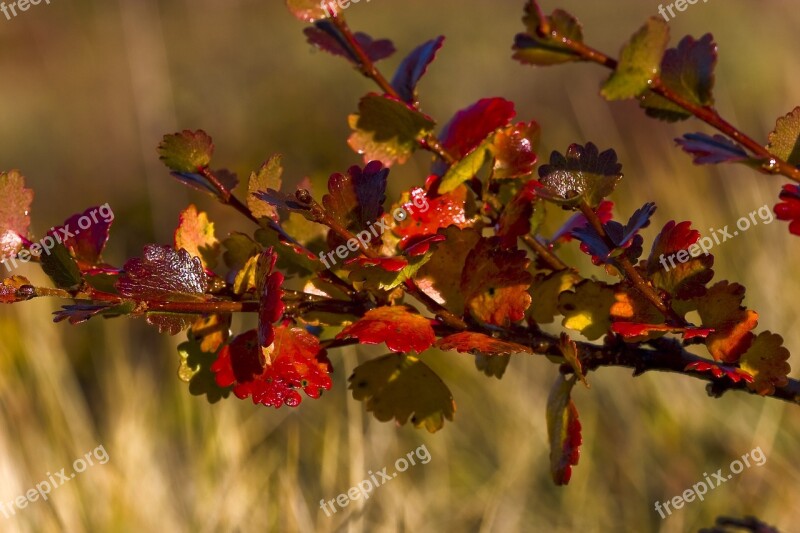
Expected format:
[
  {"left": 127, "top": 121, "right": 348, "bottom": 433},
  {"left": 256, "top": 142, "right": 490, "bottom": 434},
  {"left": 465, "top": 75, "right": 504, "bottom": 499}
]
[
  {"left": 439, "top": 98, "right": 516, "bottom": 160},
  {"left": 348, "top": 94, "right": 436, "bottom": 166},
  {"left": 767, "top": 107, "right": 800, "bottom": 166},
  {"left": 490, "top": 121, "right": 541, "bottom": 179},
  {"left": 512, "top": 3, "right": 584, "bottom": 66},
  {"left": 158, "top": 130, "right": 214, "bottom": 173},
  {"left": 116, "top": 245, "right": 209, "bottom": 301},
  {"left": 0, "top": 275, "right": 31, "bottom": 304},
  {"left": 436, "top": 332, "right": 532, "bottom": 356},
  {"left": 0, "top": 170, "right": 33, "bottom": 259},
  {"left": 537, "top": 143, "right": 622, "bottom": 208},
  {"left": 211, "top": 327, "right": 332, "bottom": 408},
  {"left": 641, "top": 34, "right": 717, "bottom": 121},
  {"left": 601, "top": 18, "right": 670, "bottom": 101},
  {"left": 336, "top": 305, "right": 435, "bottom": 354},
  {"left": 647, "top": 220, "right": 714, "bottom": 299},
  {"left": 461, "top": 237, "right": 532, "bottom": 326},
  {"left": 286, "top": 0, "right": 339, "bottom": 22}
]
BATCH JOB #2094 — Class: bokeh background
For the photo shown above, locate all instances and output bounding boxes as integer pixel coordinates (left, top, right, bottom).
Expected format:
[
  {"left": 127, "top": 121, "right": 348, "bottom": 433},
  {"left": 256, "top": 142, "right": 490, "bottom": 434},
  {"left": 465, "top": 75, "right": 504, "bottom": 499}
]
[{"left": 1, "top": 0, "right": 799, "bottom": 531}]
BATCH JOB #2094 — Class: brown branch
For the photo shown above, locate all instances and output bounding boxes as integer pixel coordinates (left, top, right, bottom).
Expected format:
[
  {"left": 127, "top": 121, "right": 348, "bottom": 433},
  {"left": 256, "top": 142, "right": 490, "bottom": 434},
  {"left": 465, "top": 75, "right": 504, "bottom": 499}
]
[
  {"left": 578, "top": 201, "right": 685, "bottom": 325},
  {"left": 328, "top": 13, "right": 456, "bottom": 165},
  {"left": 536, "top": 27, "right": 800, "bottom": 183}
]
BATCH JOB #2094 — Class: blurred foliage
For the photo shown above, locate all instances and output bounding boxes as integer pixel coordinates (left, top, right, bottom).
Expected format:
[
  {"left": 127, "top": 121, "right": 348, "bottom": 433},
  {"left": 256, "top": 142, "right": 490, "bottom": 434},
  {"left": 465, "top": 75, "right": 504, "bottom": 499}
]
[{"left": 1, "top": 0, "right": 800, "bottom": 531}]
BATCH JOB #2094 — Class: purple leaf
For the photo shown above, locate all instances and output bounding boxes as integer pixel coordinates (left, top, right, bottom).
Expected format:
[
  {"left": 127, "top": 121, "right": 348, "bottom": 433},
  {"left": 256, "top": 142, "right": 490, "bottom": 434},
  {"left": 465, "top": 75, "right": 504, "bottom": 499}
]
[
  {"left": 676, "top": 133, "right": 749, "bottom": 164},
  {"left": 391, "top": 36, "right": 445, "bottom": 103},
  {"left": 305, "top": 22, "right": 395, "bottom": 64}
]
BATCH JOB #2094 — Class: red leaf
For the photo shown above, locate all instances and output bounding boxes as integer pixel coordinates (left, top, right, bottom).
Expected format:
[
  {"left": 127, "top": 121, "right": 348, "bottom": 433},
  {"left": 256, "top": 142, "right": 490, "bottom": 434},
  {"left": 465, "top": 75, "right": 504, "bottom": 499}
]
[
  {"left": 489, "top": 121, "right": 540, "bottom": 179},
  {"left": 774, "top": 184, "right": 800, "bottom": 236},
  {"left": 323, "top": 160, "right": 389, "bottom": 248},
  {"left": 116, "top": 245, "right": 208, "bottom": 301},
  {"left": 257, "top": 248, "right": 286, "bottom": 363},
  {"left": 0, "top": 275, "right": 32, "bottom": 304},
  {"left": 546, "top": 375, "right": 582, "bottom": 485},
  {"left": 211, "top": 327, "right": 332, "bottom": 408},
  {"left": 685, "top": 361, "right": 754, "bottom": 384},
  {"left": 49, "top": 205, "right": 114, "bottom": 267},
  {"left": 497, "top": 180, "right": 538, "bottom": 248},
  {"left": 436, "top": 332, "right": 532, "bottom": 356},
  {"left": 440, "top": 98, "right": 516, "bottom": 159},
  {"left": 461, "top": 238, "right": 532, "bottom": 326},
  {"left": 393, "top": 186, "right": 469, "bottom": 247},
  {"left": 0, "top": 170, "right": 34, "bottom": 259},
  {"left": 345, "top": 256, "right": 408, "bottom": 272},
  {"left": 336, "top": 305, "right": 435, "bottom": 353}
]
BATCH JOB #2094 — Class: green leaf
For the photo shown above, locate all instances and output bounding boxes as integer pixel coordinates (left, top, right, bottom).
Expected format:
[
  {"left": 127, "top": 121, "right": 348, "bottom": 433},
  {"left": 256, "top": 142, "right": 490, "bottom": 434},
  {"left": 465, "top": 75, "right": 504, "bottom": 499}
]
[
  {"left": 347, "top": 94, "right": 436, "bottom": 166},
  {"left": 40, "top": 242, "right": 82, "bottom": 290},
  {"left": 158, "top": 130, "right": 214, "bottom": 173},
  {"left": 439, "top": 141, "right": 490, "bottom": 194},
  {"left": 349, "top": 353, "right": 455, "bottom": 433},
  {"left": 247, "top": 155, "right": 283, "bottom": 221},
  {"left": 512, "top": 2, "right": 584, "bottom": 66},
  {"left": 767, "top": 107, "right": 800, "bottom": 166},
  {"left": 546, "top": 373, "right": 581, "bottom": 485},
  {"left": 0, "top": 170, "right": 34, "bottom": 259},
  {"left": 346, "top": 254, "right": 431, "bottom": 291},
  {"left": 640, "top": 34, "right": 717, "bottom": 121},
  {"left": 601, "top": 18, "right": 670, "bottom": 101},
  {"left": 558, "top": 280, "right": 615, "bottom": 340},
  {"left": 738, "top": 332, "right": 791, "bottom": 396},
  {"left": 178, "top": 339, "right": 232, "bottom": 403}
]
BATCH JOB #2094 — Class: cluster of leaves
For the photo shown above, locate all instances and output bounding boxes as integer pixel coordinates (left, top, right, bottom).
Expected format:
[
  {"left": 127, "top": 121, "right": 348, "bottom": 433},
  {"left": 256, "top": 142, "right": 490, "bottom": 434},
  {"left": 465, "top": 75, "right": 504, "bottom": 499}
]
[{"left": 0, "top": 0, "right": 798, "bottom": 487}]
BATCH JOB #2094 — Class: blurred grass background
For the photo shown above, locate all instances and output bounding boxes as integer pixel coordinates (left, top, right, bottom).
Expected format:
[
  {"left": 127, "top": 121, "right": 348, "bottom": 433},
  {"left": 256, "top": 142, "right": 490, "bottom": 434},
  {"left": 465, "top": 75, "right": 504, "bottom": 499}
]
[{"left": 1, "top": 0, "right": 800, "bottom": 531}]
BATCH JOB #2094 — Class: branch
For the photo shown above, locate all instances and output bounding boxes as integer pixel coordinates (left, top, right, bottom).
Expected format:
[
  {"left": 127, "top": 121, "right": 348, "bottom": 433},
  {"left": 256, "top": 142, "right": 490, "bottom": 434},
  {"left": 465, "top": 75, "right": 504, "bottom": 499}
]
[
  {"left": 533, "top": 22, "right": 800, "bottom": 184},
  {"left": 328, "top": 13, "right": 456, "bottom": 165}
]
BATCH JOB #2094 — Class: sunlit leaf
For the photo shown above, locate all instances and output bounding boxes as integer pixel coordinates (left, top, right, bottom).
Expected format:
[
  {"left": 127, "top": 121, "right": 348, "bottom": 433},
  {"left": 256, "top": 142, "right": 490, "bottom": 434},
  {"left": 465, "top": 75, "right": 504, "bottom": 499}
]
[
  {"left": 348, "top": 94, "right": 436, "bottom": 166},
  {"left": 767, "top": 106, "right": 800, "bottom": 166},
  {"left": 337, "top": 305, "right": 435, "bottom": 354},
  {"left": 178, "top": 338, "right": 232, "bottom": 403},
  {"left": 247, "top": 154, "right": 283, "bottom": 222},
  {"left": 0, "top": 170, "right": 33, "bottom": 259},
  {"left": 174, "top": 205, "right": 220, "bottom": 270},
  {"left": 461, "top": 237, "right": 532, "bottom": 326},
  {"left": 512, "top": 3, "right": 585, "bottom": 66},
  {"left": 641, "top": 34, "right": 717, "bottom": 121},
  {"left": 158, "top": 130, "right": 214, "bottom": 173},
  {"left": 601, "top": 18, "right": 670, "bottom": 101},
  {"left": 558, "top": 280, "right": 615, "bottom": 340},
  {"left": 738, "top": 332, "right": 791, "bottom": 396}
]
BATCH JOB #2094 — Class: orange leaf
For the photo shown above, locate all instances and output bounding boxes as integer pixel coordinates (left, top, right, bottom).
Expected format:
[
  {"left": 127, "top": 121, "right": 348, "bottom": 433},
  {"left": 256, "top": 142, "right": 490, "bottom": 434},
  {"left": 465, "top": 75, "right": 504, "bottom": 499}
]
[{"left": 336, "top": 306, "right": 435, "bottom": 353}]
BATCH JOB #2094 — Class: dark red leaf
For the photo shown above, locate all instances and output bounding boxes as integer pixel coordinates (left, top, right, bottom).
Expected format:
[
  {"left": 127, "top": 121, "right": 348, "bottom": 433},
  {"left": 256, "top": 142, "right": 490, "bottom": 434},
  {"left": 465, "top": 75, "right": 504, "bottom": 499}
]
[
  {"left": 49, "top": 205, "right": 114, "bottom": 267},
  {"left": 440, "top": 98, "right": 516, "bottom": 159},
  {"left": 775, "top": 184, "right": 800, "bottom": 236},
  {"left": 116, "top": 245, "right": 209, "bottom": 301}
]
